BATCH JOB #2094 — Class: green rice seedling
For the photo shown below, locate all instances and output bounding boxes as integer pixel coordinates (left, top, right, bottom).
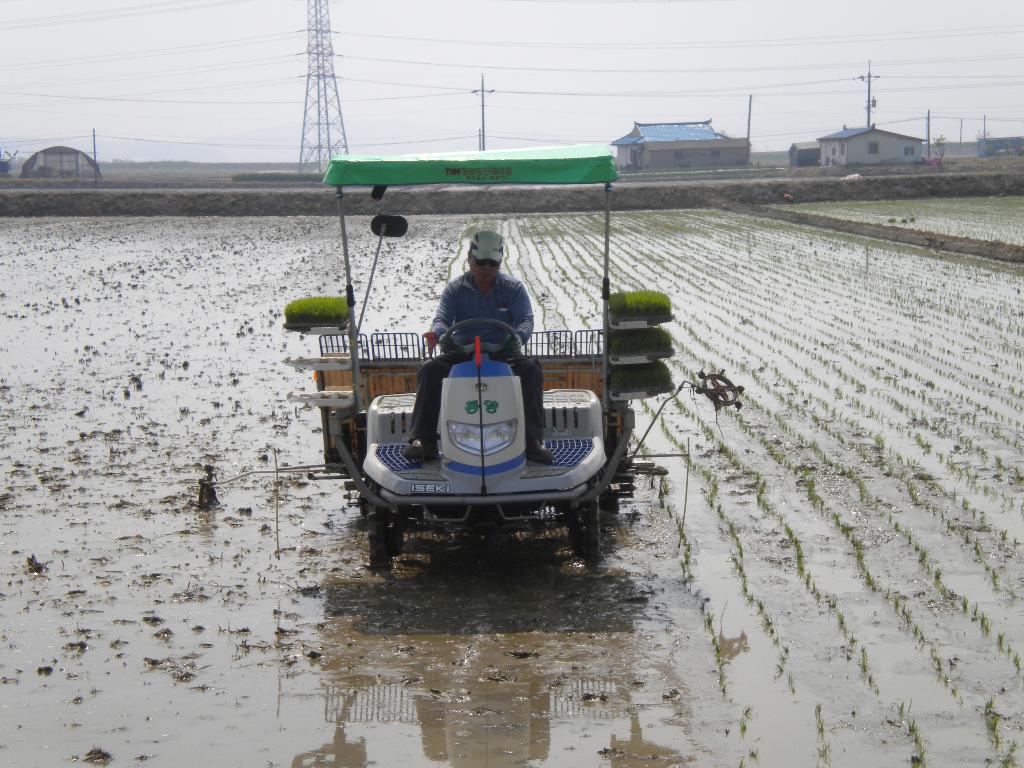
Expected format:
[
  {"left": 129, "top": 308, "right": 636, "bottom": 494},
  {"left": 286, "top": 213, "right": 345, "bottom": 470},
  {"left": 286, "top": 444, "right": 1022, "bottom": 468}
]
[
  {"left": 739, "top": 706, "right": 753, "bottom": 738},
  {"left": 608, "top": 327, "right": 674, "bottom": 357},
  {"left": 608, "top": 290, "right": 672, "bottom": 319},
  {"left": 817, "top": 742, "right": 831, "bottom": 767},
  {"left": 908, "top": 718, "right": 924, "bottom": 755},
  {"left": 857, "top": 479, "right": 870, "bottom": 504},
  {"left": 283, "top": 296, "right": 349, "bottom": 328},
  {"left": 609, "top": 361, "right": 673, "bottom": 392},
  {"left": 1000, "top": 741, "right": 1018, "bottom": 768},
  {"left": 908, "top": 482, "right": 920, "bottom": 504},
  {"left": 985, "top": 698, "right": 1002, "bottom": 750}
]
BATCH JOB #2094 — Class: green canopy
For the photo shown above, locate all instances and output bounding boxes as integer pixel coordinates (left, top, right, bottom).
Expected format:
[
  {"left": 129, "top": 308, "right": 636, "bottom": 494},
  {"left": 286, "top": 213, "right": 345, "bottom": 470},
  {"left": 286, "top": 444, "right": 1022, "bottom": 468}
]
[{"left": 322, "top": 144, "right": 617, "bottom": 187}]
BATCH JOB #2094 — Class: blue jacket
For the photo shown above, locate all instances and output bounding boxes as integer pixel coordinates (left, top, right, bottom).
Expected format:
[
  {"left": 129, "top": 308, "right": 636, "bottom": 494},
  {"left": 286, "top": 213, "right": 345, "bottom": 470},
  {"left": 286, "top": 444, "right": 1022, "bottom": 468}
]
[{"left": 430, "top": 272, "right": 534, "bottom": 347}]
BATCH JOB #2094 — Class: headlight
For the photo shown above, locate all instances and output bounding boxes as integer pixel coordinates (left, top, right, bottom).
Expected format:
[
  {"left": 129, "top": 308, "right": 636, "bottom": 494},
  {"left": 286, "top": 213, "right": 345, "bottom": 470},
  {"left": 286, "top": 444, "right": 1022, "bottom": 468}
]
[{"left": 447, "top": 418, "right": 518, "bottom": 456}]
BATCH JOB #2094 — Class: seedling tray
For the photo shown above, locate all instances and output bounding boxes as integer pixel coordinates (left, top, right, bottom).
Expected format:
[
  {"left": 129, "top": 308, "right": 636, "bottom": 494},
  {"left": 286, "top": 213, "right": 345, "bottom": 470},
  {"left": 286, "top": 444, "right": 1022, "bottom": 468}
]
[
  {"left": 283, "top": 296, "right": 349, "bottom": 332},
  {"left": 608, "top": 361, "right": 673, "bottom": 400},
  {"left": 607, "top": 327, "right": 674, "bottom": 363},
  {"left": 608, "top": 290, "right": 673, "bottom": 327},
  {"left": 609, "top": 384, "right": 674, "bottom": 401},
  {"left": 608, "top": 352, "right": 673, "bottom": 365},
  {"left": 286, "top": 389, "right": 355, "bottom": 413},
  {"left": 283, "top": 323, "right": 348, "bottom": 333},
  {"left": 283, "top": 355, "right": 352, "bottom": 372},
  {"left": 608, "top": 316, "right": 674, "bottom": 330}
]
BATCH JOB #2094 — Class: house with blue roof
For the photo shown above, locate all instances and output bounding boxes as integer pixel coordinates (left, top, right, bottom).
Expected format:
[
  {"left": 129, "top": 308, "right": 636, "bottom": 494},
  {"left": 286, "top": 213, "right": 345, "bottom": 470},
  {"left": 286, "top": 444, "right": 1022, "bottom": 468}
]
[
  {"left": 612, "top": 120, "right": 750, "bottom": 171},
  {"left": 817, "top": 125, "right": 923, "bottom": 167}
]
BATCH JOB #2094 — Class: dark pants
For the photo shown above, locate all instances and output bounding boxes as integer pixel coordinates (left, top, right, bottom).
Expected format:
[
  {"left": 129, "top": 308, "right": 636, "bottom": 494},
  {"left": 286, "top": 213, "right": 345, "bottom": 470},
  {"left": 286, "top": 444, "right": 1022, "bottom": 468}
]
[{"left": 408, "top": 352, "right": 546, "bottom": 445}]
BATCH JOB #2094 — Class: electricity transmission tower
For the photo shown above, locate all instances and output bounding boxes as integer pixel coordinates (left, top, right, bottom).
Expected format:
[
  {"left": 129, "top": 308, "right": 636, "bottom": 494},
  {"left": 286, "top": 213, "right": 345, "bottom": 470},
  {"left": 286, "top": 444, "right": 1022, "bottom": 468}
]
[{"left": 299, "top": 0, "right": 348, "bottom": 171}]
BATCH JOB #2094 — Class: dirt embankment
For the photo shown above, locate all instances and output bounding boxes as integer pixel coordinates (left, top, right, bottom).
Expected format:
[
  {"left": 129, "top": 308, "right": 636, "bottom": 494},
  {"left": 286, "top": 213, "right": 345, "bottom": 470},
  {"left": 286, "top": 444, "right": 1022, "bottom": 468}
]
[
  {"left": 728, "top": 203, "right": 1024, "bottom": 264},
  {"left": 1, "top": 171, "right": 1023, "bottom": 217}
]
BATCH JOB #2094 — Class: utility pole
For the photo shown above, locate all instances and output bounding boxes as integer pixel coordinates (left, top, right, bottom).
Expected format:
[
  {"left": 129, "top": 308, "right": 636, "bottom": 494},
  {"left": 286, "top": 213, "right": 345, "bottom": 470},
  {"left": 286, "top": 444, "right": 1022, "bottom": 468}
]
[
  {"left": 472, "top": 74, "right": 494, "bottom": 151},
  {"left": 746, "top": 95, "right": 753, "bottom": 142},
  {"left": 959, "top": 118, "right": 963, "bottom": 150},
  {"left": 92, "top": 128, "right": 98, "bottom": 187},
  {"left": 857, "top": 61, "right": 880, "bottom": 127},
  {"left": 926, "top": 110, "right": 931, "bottom": 158},
  {"left": 299, "top": 0, "right": 348, "bottom": 171},
  {"left": 745, "top": 94, "right": 753, "bottom": 165}
]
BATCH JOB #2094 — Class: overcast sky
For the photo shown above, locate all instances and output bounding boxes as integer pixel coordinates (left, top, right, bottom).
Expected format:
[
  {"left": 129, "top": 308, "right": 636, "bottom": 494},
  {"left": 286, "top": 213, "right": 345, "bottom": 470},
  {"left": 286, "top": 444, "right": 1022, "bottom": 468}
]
[{"left": 2, "top": 0, "right": 1023, "bottom": 163}]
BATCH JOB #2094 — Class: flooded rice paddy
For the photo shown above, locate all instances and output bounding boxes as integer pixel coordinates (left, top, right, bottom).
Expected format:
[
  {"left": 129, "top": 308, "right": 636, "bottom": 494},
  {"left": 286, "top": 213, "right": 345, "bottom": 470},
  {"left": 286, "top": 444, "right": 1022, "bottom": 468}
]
[{"left": 2, "top": 209, "right": 1024, "bottom": 767}]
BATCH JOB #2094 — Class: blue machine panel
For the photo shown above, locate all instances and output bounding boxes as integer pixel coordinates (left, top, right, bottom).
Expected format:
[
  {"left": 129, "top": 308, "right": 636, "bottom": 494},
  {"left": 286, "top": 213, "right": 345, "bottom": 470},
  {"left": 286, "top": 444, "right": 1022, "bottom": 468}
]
[
  {"left": 547, "top": 438, "right": 594, "bottom": 467},
  {"left": 376, "top": 437, "right": 593, "bottom": 474},
  {"left": 376, "top": 443, "right": 423, "bottom": 472}
]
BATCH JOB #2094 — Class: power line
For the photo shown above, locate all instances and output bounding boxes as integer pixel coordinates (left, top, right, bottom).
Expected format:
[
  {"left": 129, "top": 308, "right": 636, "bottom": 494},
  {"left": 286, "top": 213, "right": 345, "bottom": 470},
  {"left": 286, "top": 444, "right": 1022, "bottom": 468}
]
[
  {"left": 6, "top": 55, "right": 299, "bottom": 91},
  {"left": 4, "top": 0, "right": 257, "bottom": 31},
  {"left": 338, "top": 23, "right": 1024, "bottom": 51},
  {"left": 103, "top": 133, "right": 479, "bottom": 149},
  {"left": 340, "top": 76, "right": 470, "bottom": 93},
  {"left": 0, "top": 32, "right": 300, "bottom": 71},
  {"left": 496, "top": 78, "right": 853, "bottom": 97},
  {"left": 106, "top": 134, "right": 296, "bottom": 149},
  {"left": 339, "top": 52, "right": 1024, "bottom": 79},
  {"left": 0, "top": 88, "right": 301, "bottom": 105}
]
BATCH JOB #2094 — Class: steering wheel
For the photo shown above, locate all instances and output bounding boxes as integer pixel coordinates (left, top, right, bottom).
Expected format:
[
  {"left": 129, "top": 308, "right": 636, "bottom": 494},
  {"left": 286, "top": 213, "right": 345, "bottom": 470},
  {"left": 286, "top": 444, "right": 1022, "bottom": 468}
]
[{"left": 439, "top": 318, "right": 522, "bottom": 356}]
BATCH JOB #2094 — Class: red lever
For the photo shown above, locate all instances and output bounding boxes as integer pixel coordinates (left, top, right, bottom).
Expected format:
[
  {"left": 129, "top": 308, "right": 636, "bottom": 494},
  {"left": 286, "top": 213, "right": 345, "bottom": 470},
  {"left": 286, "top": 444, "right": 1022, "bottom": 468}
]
[{"left": 474, "top": 335, "right": 481, "bottom": 368}]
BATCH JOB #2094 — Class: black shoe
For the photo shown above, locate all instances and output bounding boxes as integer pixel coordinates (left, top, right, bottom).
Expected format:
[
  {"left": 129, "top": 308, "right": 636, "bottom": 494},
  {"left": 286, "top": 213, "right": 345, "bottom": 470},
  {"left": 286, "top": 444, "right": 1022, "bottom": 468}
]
[
  {"left": 525, "top": 440, "right": 554, "bottom": 464},
  {"left": 403, "top": 438, "right": 439, "bottom": 460}
]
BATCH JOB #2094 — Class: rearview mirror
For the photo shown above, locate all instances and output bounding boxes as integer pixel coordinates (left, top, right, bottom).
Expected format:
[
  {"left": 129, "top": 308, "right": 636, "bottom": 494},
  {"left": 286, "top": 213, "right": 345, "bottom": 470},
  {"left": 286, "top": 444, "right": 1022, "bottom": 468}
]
[{"left": 370, "top": 214, "right": 408, "bottom": 238}]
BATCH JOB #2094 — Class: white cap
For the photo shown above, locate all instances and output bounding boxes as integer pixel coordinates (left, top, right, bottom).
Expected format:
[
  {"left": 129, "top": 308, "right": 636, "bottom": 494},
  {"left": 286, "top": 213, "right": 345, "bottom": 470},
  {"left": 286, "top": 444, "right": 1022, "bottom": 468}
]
[{"left": 469, "top": 230, "right": 504, "bottom": 263}]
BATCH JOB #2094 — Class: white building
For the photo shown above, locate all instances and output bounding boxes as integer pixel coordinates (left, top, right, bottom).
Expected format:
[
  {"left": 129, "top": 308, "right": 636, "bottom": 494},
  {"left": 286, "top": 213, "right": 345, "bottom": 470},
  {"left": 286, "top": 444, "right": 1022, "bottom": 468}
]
[{"left": 817, "top": 126, "right": 923, "bottom": 167}]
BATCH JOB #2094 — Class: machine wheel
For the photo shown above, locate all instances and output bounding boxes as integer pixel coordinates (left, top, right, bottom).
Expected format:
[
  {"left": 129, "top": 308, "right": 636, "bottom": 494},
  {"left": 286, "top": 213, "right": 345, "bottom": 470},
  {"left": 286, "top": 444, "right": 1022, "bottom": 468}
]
[
  {"left": 386, "top": 517, "right": 404, "bottom": 555},
  {"left": 599, "top": 491, "right": 620, "bottom": 516},
  {"left": 569, "top": 502, "right": 601, "bottom": 564},
  {"left": 367, "top": 509, "right": 393, "bottom": 570},
  {"left": 581, "top": 501, "right": 601, "bottom": 564},
  {"left": 566, "top": 509, "right": 584, "bottom": 556}
]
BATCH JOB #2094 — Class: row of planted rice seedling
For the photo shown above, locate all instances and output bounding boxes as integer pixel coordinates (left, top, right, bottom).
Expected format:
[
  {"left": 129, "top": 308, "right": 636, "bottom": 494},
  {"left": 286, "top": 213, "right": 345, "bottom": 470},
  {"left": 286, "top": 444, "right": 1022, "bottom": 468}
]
[
  {"left": 669, "top": 213, "right": 1023, "bottom": 760},
  {"left": 698, "top": 219, "right": 1024, "bottom": 542},
  {"left": 606, "top": 225, "right": 974, "bottom": 659},
  {"left": 634, "top": 215, "right": 1019, "bottom": 602},
  {"left": 678, "top": 302, "right": 1010, "bottom": 759},
  {"left": 513, "top": 215, "right": 858, "bottom": 764},
  {"left": 516, "top": 210, "right": 1024, "bottom": 768},
  {"left": 671, "top": 217, "right": 1024, "bottom": 501},
  {"left": 514, "top": 213, "right": 941, "bottom": 765}
]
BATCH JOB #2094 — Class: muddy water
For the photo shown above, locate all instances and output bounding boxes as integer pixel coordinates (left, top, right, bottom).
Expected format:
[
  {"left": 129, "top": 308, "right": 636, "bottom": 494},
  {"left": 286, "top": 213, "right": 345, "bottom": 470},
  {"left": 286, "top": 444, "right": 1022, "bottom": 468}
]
[{"left": 0, "top": 217, "right": 733, "bottom": 767}]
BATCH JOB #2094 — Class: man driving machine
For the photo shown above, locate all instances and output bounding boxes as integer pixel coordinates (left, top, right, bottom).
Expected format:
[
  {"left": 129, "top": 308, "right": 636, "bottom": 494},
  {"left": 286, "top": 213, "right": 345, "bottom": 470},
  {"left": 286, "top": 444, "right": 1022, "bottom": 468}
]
[{"left": 403, "top": 230, "right": 554, "bottom": 464}]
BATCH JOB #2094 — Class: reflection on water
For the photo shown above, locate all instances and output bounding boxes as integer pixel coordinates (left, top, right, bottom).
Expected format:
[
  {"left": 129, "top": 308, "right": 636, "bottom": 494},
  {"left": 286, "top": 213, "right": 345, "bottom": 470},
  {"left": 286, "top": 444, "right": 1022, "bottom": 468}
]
[
  {"left": 293, "top": 536, "right": 694, "bottom": 767},
  {"left": 718, "top": 629, "right": 750, "bottom": 662}
]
